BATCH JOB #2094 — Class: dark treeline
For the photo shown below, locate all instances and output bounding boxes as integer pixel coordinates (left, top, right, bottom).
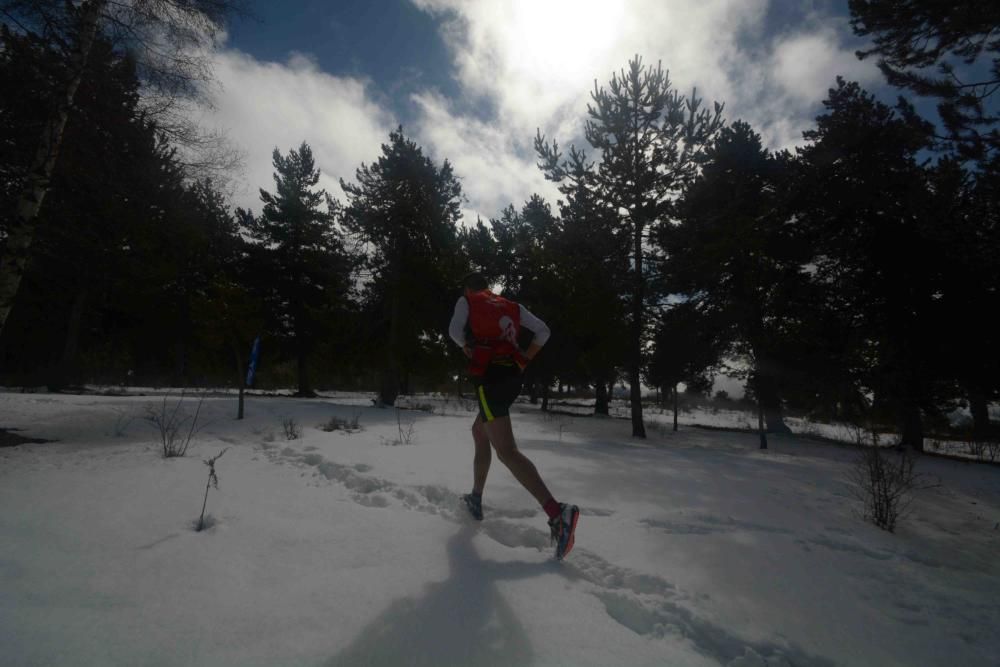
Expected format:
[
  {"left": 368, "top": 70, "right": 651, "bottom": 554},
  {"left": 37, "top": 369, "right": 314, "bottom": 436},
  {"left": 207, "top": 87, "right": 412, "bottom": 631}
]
[{"left": 1, "top": 2, "right": 997, "bottom": 449}]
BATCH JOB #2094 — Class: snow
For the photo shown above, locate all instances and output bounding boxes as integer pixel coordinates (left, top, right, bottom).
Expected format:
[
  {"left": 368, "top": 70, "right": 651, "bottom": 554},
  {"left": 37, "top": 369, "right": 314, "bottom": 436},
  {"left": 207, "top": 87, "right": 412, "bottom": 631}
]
[{"left": 2, "top": 390, "right": 999, "bottom": 666}]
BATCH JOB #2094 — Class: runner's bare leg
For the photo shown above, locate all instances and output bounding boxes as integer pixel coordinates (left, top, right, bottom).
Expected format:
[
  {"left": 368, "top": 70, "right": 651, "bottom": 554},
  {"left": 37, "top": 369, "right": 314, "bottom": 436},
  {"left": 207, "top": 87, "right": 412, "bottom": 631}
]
[
  {"left": 483, "top": 415, "right": 553, "bottom": 506},
  {"left": 471, "top": 415, "right": 491, "bottom": 494}
]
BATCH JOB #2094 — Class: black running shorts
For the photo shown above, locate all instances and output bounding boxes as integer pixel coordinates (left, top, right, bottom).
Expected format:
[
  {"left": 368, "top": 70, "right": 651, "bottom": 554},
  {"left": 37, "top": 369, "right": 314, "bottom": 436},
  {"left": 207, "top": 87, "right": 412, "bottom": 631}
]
[{"left": 473, "top": 363, "right": 522, "bottom": 422}]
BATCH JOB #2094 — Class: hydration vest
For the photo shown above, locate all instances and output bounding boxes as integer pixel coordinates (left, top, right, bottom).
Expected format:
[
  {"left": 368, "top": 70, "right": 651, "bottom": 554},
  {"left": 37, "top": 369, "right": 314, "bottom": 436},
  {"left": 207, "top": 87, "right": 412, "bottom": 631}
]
[{"left": 465, "top": 290, "right": 527, "bottom": 375}]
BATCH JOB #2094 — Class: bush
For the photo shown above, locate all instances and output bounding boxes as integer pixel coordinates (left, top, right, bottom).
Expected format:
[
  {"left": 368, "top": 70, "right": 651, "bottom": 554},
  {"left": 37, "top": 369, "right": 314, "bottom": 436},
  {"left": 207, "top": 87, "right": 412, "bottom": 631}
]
[
  {"left": 320, "top": 411, "right": 362, "bottom": 433},
  {"left": 964, "top": 435, "right": 1000, "bottom": 462},
  {"left": 847, "top": 429, "right": 922, "bottom": 533},
  {"left": 382, "top": 408, "right": 415, "bottom": 446},
  {"left": 144, "top": 392, "right": 205, "bottom": 457},
  {"left": 111, "top": 408, "right": 135, "bottom": 438},
  {"left": 282, "top": 418, "right": 300, "bottom": 440}
]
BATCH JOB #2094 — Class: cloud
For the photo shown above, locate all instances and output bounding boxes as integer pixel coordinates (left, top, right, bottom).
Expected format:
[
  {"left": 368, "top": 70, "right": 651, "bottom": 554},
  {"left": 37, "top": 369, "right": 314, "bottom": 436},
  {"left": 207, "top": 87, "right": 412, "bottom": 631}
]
[
  {"left": 193, "top": 3, "right": 883, "bottom": 226},
  {"left": 197, "top": 49, "right": 396, "bottom": 212},
  {"left": 408, "top": 0, "right": 883, "bottom": 197},
  {"left": 410, "top": 91, "right": 563, "bottom": 224},
  {"left": 770, "top": 29, "right": 880, "bottom": 105},
  {"left": 411, "top": 1, "right": 767, "bottom": 142}
]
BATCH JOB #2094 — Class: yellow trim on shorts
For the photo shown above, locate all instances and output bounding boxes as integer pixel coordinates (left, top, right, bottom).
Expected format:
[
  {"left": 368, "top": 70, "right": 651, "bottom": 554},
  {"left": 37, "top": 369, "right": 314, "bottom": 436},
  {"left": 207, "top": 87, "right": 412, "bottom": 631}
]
[{"left": 478, "top": 385, "right": 495, "bottom": 421}]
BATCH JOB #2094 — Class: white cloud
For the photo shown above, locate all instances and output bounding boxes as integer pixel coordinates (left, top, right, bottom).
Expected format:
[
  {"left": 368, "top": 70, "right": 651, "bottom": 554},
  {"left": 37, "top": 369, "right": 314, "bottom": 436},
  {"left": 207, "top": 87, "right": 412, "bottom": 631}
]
[
  {"left": 194, "top": 3, "right": 883, "bottom": 225},
  {"left": 197, "top": 49, "right": 396, "bottom": 212},
  {"left": 770, "top": 29, "right": 880, "bottom": 105},
  {"left": 411, "top": 0, "right": 768, "bottom": 143},
  {"left": 411, "top": 91, "right": 563, "bottom": 225},
  {"left": 408, "top": 0, "right": 883, "bottom": 201}
]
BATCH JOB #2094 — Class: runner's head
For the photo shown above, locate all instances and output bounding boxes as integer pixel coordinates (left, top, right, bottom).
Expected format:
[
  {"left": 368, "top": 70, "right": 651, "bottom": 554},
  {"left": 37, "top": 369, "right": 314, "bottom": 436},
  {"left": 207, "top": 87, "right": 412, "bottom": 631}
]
[{"left": 462, "top": 271, "right": 489, "bottom": 295}]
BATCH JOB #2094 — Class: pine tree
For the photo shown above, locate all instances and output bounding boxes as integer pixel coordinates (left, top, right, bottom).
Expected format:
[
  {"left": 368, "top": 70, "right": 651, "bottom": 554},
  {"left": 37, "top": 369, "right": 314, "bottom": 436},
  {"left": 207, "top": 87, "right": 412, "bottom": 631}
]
[
  {"left": 459, "top": 218, "right": 500, "bottom": 279},
  {"left": 243, "top": 142, "right": 352, "bottom": 397},
  {"left": 340, "top": 127, "right": 464, "bottom": 406},
  {"left": 647, "top": 301, "right": 724, "bottom": 432},
  {"left": 925, "top": 157, "right": 1000, "bottom": 440},
  {"left": 550, "top": 157, "right": 628, "bottom": 415},
  {"left": 1, "top": 32, "right": 217, "bottom": 386},
  {"left": 849, "top": 0, "right": 1000, "bottom": 161},
  {"left": 0, "top": 0, "right": 244, "bottom": 337},
  {"left": 796, "top": 79, "right": 944, "bottom": 451},
  {"left": 663, "top": 121, "right": 807, "bottom": 435},
  {"left": 537, "top": 56, "right": 723, "bottom": 437}
]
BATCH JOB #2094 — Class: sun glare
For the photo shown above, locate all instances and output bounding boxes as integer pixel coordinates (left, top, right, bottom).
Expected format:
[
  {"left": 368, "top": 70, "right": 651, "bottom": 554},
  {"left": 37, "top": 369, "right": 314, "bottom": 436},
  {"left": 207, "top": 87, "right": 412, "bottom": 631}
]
[{"left": 506, "top": 0, "right": 626, "bottom": 88}]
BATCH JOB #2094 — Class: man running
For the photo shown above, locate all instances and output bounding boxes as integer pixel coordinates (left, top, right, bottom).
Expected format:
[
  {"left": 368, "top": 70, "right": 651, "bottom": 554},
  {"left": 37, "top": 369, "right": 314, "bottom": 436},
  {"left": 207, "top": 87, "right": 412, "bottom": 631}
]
[{"left": 448, "top": 272, "right": 580, "bottom": 560}]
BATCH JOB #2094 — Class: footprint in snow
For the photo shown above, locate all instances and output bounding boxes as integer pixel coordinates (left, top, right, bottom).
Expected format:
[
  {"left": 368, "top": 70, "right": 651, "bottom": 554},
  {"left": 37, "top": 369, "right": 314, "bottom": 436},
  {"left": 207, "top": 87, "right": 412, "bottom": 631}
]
[{"left": 268, "top": 445, "right": 834, "bottom": 666}]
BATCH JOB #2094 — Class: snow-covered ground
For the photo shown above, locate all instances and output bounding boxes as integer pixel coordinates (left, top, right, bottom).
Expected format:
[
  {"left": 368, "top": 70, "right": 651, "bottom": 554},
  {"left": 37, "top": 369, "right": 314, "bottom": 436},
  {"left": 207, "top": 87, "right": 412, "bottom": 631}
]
[{"left": 2, "top": 390, "right": 999, "bottom": 666}]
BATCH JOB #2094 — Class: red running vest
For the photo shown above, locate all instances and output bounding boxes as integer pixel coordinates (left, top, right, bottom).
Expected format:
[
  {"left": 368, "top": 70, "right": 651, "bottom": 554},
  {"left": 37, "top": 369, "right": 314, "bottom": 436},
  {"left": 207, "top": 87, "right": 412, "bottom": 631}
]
[{"left": 465, "top": 290, "right": 526, "bottom": 375}]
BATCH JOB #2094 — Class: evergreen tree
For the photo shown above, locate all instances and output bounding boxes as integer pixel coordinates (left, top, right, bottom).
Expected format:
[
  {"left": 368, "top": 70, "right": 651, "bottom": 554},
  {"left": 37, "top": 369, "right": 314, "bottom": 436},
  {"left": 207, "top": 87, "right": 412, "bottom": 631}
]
[
  {"left": 459, "top": 217, "right": 500, "bottom": 279},
  {"left": 190, "top": 180, "right": 261, "bottom": 417},
  {"left": 341, "top": 127, "right": 464, "bottom": 406},
  {"left": 537, "top": 56, "right": 724, "bottom": 437},
  {"left": 549, "top": 156, "right": 628, "bottom": 415},
  {"left": 849, "top": 0, "right": 1000, "bottom": 161},
  {"left": 662, "top": 121, "right": 807, "bottom": 435},
  {"left": 796, "top": 79, "right": 945, "bottom": 450},
  {"left": 242, "top": 142, "right": 353, "bottom": 397},
  {"left": 927, "top": 157, "right": 1000, "bottom": 439},
  {"left": 504, "top": 195, "right": 565, "bottom": 409},
  {"left": 490, "top": 194, "right": 559, "bottom": 306},
  {"left": 0, "top": 0, "right": 245, "bottom": 337},
  {"left": 0, "top": 31, "right": 141, "bottom": 382},
  {"left": 0, "top": 32, "right": 210, "bottom": 386},
  {"left": 489, "top": 203, "right": 533, "bottom": 296},
  {"left": 646, "top": 301, "right": 724, "bottom": 432}
]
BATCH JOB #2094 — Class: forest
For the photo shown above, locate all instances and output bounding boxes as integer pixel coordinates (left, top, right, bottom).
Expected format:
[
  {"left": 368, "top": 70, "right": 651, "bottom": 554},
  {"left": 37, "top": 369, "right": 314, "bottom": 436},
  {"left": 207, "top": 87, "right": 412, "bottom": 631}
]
[{"left": 2, "top": 0, "right": 998, "bottom": 451}]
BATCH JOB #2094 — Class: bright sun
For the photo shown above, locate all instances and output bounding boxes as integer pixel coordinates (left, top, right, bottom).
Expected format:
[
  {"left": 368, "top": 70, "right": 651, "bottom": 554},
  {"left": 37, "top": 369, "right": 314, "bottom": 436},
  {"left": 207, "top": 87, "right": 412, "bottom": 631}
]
[{"left": 505, "top": 0, "right": 626, "bottom": 89}]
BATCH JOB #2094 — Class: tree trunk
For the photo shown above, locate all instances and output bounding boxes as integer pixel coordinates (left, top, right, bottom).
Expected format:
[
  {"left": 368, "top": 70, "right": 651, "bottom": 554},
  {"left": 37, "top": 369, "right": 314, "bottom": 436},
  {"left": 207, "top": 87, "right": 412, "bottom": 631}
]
[
  {"left": 293, "top": 304, "right": 314, "bottom": 397},
  {"left": 379, "top": 284, "right": 401, "bottom": 407},
  {"left": 629, "top": 221, "right": 646, "bottom": 438},
  {"left": 594, "top": 378, "right": 610, "bottom": 416},
  {"left": 0, "top": 0, "right": 106, "bottom": 336},
  {"left": 749, "top": 370, "right": 768, "bottom": 448},
  {"left": 62, "top": 285, "right": 88, "bottom": 370},
  {"left": 754, "top": 363, "right": 791, "bottom": 434},
  {"left": 758, "top": 399, "right": 767, "bottom": 449},
  {"left": 969, "top": 389, "right": 991, "bottom": 441},
  {"left": 175, "top": 338, "right": 187, "bottom": 384},
  {"left": 899, "top": 402, "right": 924, "bottom": 452},
  {"left": 673, "top": 383, "right": 679, "bottom": 432},
  {"left": 231, "top": 341, "right": 245, "bottom": 420},
  {"left": 763, "top": 402, "right": 791, "bottom": 434},
  {"left": 49, "top": 284, "right": 89, "bottom": 390},
  {"left": 297, "top": 345, "right": 314, "bottom": 397}
]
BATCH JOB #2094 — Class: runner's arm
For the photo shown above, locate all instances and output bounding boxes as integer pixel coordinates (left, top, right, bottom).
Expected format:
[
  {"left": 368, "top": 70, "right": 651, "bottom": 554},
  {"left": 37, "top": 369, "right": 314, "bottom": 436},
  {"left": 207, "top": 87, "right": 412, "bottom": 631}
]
[
  {"left": 519, "top": 305, "right": 550, "bottom": 361},
  {"left": 448, "top": 297, "right": 473, "bottom": 357}
]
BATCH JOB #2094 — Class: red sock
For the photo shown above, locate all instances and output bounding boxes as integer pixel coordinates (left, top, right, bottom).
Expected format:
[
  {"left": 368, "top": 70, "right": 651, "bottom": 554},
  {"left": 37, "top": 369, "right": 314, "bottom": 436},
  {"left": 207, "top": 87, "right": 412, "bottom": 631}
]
[{"left": 543, "top": 498, "right": 561, "bottom": 520}]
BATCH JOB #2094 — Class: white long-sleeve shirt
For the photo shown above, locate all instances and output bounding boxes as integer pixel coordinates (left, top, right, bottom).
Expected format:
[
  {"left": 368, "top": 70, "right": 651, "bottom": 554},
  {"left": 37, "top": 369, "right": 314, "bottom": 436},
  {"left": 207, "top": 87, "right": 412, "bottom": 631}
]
[{"left": 448, "top": 296, "right": 551, "bottom": 349}]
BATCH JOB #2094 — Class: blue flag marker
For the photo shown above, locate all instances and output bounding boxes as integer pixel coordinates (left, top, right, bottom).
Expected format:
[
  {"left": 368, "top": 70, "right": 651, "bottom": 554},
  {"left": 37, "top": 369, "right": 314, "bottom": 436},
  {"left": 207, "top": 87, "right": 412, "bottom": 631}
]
[{"left": 246, "top": 336, "right": 261, "bottom": 387}]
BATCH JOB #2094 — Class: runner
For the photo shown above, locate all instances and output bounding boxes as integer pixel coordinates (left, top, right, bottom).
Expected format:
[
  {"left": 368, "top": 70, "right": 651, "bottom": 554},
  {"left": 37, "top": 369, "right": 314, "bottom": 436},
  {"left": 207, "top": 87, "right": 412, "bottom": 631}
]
[{"left": 448, "top": 272, "right": 580, "bottom": 560}]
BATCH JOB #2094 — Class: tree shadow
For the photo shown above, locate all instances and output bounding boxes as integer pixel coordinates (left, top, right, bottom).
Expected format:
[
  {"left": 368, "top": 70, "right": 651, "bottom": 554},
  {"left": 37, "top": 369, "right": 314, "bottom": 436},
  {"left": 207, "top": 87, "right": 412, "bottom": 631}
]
[
  {"left": 0, "top": 427, "right": 52, "bottom": 447},
  {"left": 326, "top": 524, "right": 552, "bottom": 667}
]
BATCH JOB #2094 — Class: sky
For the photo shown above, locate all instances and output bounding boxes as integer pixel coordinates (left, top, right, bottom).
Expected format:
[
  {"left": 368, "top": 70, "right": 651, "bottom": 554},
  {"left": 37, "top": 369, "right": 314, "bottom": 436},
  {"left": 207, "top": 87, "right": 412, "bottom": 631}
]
[{"left": 201, "top": 0, "right": 884, "bottom": 222}]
